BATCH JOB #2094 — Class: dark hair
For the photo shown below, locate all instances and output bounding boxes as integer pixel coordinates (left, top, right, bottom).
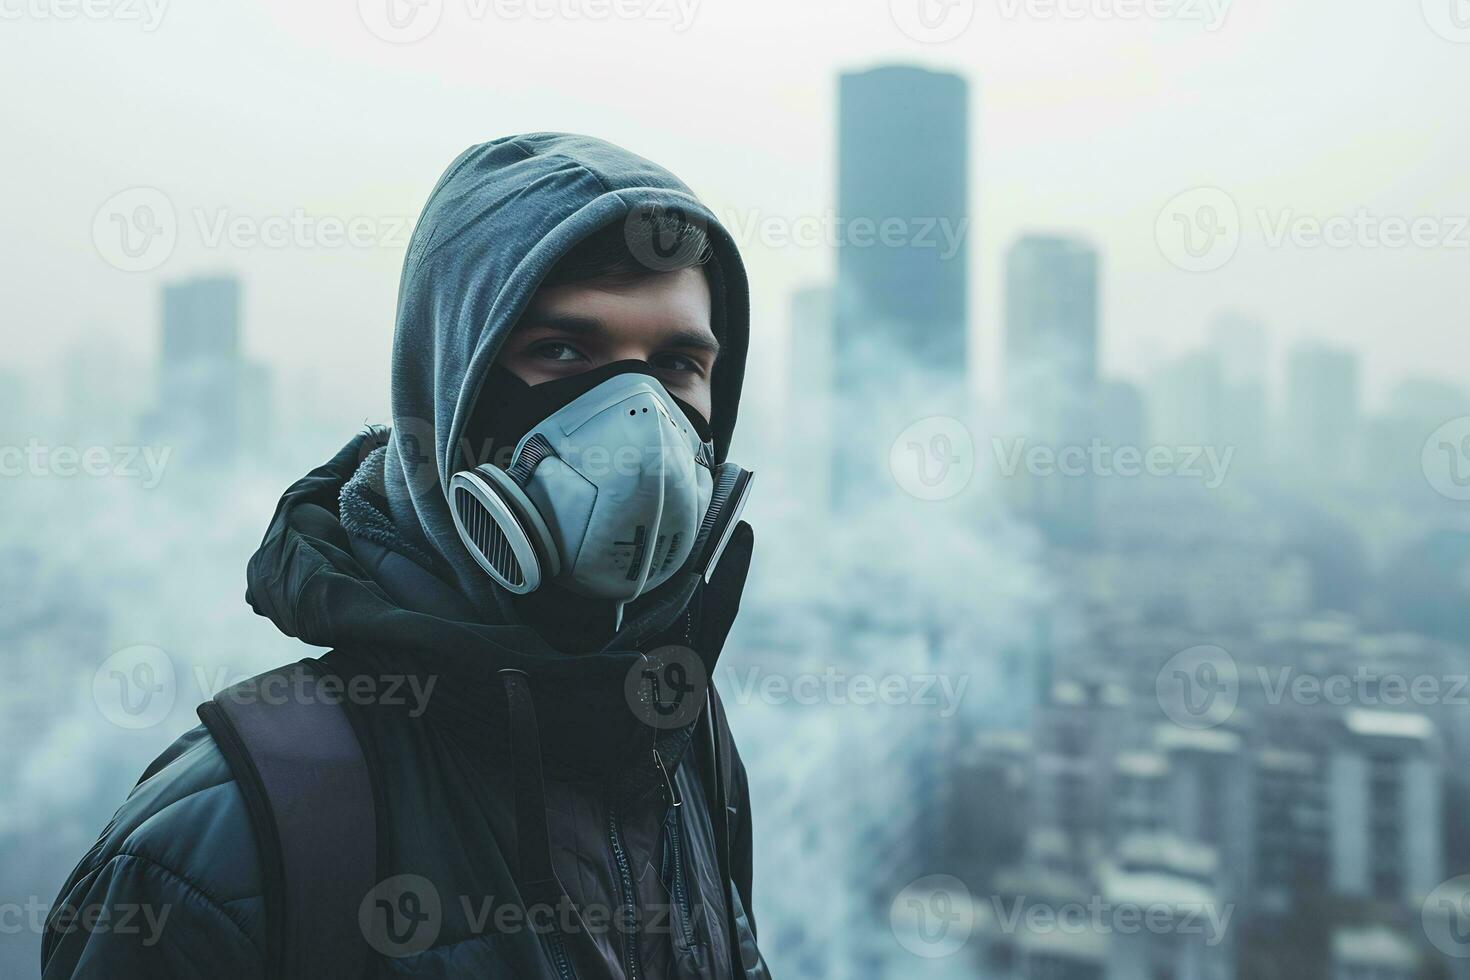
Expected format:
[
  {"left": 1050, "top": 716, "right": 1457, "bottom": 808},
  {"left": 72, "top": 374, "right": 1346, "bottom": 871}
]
[{"left": 542, "top": 206, "right": 713, "bottom": 287}]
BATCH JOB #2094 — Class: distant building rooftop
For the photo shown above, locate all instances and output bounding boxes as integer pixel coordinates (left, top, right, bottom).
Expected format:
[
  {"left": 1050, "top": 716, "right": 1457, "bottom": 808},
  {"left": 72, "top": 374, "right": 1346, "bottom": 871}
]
[
  {"left": 1257, "top": 748, "right": 1317, "bottom": 774},
  {"left": 1116, "top": 752, "right": 1168, "bottom": 778},
  {"left": 1330, "top": 925, "right": 1418, "bottom": 970},
  {"left": 1114, "top": 834, "right": 1219, "bottom": 881},
  {"left": 1154, "top": 725, "right": 1242, "bottom": 755},
  {"left": 1343, "top": 709, "right": 1435, "bottom": 742},
  {"left": 1102, "top": 868, "right": 1216, "bottom": 910}
]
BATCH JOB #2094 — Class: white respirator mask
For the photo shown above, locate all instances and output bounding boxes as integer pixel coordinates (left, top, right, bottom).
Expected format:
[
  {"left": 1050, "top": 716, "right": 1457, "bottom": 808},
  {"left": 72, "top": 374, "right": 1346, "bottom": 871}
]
[{"left": 449, "top": 361, "right": 753, "bottom": 626}]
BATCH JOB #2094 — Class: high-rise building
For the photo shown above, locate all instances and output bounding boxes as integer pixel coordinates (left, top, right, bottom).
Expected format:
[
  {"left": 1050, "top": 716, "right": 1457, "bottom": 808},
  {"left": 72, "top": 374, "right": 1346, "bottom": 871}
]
[
  {"left": 1004, "top": 236, "right": 1099, "bottom": 400},
  {"left": 1147, "top": 349, "right": 1225, "bottom": 450},
  {"left": 1002, "top": 235, "right": 1100, "bottom": 544},
  {"left": 141, "top": 274, "right": 265, "bottom": 466},
  {"left": 832, "top": 65, "right": 970, "bottom": 507},
  {"left": 161, "top": 276, "right": 240, "bottom": 365},
  {"left": 1328, "top": 710, "right": 1442, "bottom": 906},
  {"left": 1095, "top": 380, "right": 1145, "bottom": 451},
  {"left": 1284, "top": 342, "right": 1362, "bottom": 482},
  {"left": 1156, "top": 725, "right": 1254, "bottom": 904},
  {"left": 1029, "top": 678, "right": 1129, "bottom": 875},
  {"left": 1362, "top": 376, "right": 1470, "bottom": 498},
  {"left": 1254, "top": 748, "right": 1328, "bottom": 916}
]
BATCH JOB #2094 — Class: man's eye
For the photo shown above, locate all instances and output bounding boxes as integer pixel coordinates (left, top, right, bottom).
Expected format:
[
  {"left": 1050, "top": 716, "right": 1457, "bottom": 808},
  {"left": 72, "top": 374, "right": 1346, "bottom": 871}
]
[
  {"left": 531, "top": 342, "right": 587, "bottom": 363},
  {"left": 651, "top": 352, "right": 703, "bottom": 375}
]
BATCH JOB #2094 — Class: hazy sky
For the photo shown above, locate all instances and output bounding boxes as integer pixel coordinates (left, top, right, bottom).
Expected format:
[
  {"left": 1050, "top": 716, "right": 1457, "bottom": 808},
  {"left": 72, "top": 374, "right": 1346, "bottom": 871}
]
[{"left": 4, "top": 0, "right": 1468, "bottom": 417}]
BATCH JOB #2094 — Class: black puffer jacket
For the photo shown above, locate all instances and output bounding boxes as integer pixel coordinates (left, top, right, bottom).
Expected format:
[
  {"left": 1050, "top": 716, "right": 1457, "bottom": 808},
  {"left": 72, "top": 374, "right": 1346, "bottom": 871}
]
[
  {"left": 43, "top": 430, "right": 768, "bottom": 978},
  {"left": 44, "top": 133, "right": 769, "bottom": 979}
]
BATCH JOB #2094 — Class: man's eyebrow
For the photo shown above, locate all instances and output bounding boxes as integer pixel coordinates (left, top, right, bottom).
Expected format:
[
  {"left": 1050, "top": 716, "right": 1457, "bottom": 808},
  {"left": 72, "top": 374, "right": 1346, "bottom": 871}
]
[
  {"left": 662, "top": 329, "right": 723, "bottom": 358},
  {"left": 516, "top": 312, "right": 608, "bottom": 336},
  {"left": 516, "top": 312, "right": 722, "bottom": 359}
]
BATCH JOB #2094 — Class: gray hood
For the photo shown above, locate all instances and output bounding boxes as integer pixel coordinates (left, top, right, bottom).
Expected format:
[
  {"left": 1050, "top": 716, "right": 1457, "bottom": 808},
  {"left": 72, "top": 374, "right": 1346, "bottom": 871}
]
[{"left": 379, "top": 133, "right": 751, "bottom": 615}]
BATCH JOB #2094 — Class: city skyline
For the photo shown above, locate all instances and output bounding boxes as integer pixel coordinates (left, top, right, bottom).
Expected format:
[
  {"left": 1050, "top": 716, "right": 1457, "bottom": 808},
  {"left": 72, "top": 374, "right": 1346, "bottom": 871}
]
[
  {"left": 7, "top": 0, "right": 1469, "bottom": 412},
  {"left": 7, "top": 10, "right": 1470, "bottom": 977}
]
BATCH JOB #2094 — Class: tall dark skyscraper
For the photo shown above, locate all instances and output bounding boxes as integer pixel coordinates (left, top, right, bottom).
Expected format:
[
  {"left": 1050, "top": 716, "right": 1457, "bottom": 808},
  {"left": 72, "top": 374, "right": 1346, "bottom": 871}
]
[
  {"left": 1003, "top": 235, "right": 1100, "bottom": 544},
  {"left": 161, "top": 276, "right": 240, "bottom": 365},
  {"left": 832, "top": 65, "right": 970, "bottom": 506},
  {"left": 143, "top": 274, "right": 261, "bottom": 465}
]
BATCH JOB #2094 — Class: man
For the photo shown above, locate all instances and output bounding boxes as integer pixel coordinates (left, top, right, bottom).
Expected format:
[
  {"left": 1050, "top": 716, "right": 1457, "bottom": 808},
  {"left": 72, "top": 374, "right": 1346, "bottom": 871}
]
[{"left": 43, "top": 134, "right": 768, "bottom": 979}]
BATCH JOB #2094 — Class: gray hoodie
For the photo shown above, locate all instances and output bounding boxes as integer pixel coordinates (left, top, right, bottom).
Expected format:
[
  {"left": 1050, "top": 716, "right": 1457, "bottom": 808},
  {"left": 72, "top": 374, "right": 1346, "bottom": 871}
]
[{"left": 376, "top": 133, "right": 751, "bottom": 621}]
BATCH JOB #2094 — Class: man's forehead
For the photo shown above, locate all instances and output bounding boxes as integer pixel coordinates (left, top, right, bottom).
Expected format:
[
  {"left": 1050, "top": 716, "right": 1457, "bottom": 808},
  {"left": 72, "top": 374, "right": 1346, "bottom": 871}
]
[{"left": 517, "top": 276, "right": 719, "bottom": 353}]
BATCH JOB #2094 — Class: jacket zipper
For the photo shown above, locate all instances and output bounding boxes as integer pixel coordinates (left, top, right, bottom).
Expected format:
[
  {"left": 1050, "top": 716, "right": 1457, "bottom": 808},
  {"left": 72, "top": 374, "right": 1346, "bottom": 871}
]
[
  {"left": 547, "top": 932, "right": 576, "bottom": 980},
  {"left": 664, "top": 813, "right": 698, "bottom": 947},
  {"left": 605, "top": 606, "right": 697, "bottom": 980},
  {"left": 608, "top": 806, "right": 642, "bottom": 980}
]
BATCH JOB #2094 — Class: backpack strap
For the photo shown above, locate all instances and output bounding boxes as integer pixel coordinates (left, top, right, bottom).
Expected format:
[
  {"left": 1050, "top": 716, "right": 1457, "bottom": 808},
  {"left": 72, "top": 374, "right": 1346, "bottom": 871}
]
[{"left": 197, "top": 659, "right": 377, "bottom": 980}]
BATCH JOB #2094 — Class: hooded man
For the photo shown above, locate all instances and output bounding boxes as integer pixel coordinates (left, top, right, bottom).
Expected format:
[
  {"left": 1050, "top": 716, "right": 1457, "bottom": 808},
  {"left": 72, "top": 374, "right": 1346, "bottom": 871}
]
[{"left": 43, "top": 134, "right": 769, "bottom": 980}]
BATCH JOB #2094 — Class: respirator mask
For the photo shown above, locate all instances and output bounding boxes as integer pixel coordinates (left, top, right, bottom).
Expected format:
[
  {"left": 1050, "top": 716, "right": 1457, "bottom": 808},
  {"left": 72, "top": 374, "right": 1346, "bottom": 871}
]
[{"left": 449, "top": 360, "right": 753, "bottom": 626}]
